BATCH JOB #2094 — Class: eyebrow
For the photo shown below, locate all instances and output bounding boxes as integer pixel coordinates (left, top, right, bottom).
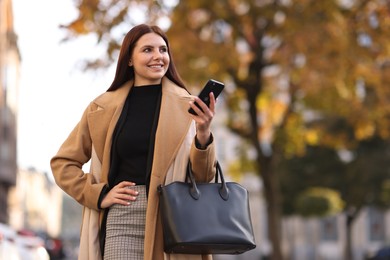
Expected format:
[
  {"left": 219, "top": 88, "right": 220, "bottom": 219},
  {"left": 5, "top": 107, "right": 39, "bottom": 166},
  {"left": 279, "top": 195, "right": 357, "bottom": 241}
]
[{"left": 141, "top": 44, "right": 167, "bottom": 49}]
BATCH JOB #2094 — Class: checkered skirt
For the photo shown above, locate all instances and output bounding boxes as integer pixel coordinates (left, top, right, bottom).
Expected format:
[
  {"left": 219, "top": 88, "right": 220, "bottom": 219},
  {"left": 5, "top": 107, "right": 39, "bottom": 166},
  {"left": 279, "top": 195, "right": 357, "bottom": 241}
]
[{"left": 103, "top": 185, "right": 147, "bottom": 260}]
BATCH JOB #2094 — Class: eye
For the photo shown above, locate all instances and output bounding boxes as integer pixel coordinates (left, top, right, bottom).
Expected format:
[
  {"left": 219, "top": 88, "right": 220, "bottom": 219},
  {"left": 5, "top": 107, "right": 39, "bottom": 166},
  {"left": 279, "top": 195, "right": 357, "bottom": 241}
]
[
  {"left": 143, "top": 47, "right": 152, "bottom": 53},
  {"left": 160, "top": 47, "right": 168, "bottom": 53}
]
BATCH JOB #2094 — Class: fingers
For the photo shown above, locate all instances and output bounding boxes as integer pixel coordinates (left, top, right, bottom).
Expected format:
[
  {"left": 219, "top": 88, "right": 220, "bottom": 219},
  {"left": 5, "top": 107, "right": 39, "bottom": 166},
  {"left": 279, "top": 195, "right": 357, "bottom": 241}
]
[
  {"left": 100, "top": 181, "right": 140, "bottom": 208},
  {"left": 208, "top": 92, "right": 216, "bottom": 112},
  {"left": 189, "top": 92, "right": 216, "bottom": 119}
]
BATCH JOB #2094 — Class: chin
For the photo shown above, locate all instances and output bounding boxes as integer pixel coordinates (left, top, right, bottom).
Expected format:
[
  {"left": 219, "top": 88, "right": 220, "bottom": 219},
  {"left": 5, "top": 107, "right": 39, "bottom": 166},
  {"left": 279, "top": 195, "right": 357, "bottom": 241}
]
[{"left": 151, "top": 73, "right": 166, "bottom": 80}]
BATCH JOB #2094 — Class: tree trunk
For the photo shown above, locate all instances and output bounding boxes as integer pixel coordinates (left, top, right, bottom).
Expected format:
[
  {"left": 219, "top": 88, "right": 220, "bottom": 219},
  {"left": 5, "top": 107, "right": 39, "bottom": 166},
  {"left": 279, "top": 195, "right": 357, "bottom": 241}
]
[
  {"left": 259, "top": 155, "right": 284, "bottom": 260},
  {"left": 245, "top": 40, "right": 284, "bottom": 259},
  {"left": 345, "top": 208, "right": 357, "bottom": 260}
]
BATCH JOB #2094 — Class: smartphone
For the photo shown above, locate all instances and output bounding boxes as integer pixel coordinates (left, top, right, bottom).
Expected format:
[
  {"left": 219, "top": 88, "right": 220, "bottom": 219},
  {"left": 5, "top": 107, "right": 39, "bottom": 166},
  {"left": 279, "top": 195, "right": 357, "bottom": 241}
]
[{"left": 188, "top": 79, "right": 225, "bottom": 115}]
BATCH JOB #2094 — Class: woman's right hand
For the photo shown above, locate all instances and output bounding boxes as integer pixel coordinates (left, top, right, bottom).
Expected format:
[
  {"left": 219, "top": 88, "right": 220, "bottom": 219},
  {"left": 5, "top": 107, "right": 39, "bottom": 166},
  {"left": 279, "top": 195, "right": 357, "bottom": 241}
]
[{"left": 100, "top": 181, "right": 139, "bottom": 208}]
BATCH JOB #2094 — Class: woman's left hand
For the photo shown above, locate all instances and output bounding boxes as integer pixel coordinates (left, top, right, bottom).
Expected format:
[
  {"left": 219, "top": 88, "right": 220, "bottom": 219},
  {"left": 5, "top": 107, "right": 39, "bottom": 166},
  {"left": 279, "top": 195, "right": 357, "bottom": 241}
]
[{"left": 188, "top": 92, "right": 216, "bottom": 146}]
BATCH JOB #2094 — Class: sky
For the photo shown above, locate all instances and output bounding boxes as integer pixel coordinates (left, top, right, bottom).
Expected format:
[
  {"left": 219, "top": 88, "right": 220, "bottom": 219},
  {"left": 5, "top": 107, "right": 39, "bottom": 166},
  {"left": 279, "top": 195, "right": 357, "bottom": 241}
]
[{"left": 13, "top": 0, "right": 113, "bottom": 175}]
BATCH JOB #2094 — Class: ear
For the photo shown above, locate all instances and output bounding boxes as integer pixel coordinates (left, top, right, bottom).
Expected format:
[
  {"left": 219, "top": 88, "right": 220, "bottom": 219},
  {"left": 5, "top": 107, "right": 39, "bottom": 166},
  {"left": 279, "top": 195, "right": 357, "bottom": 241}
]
[{"left": 128, "top": 60, "right": 132, "bottom": 66}]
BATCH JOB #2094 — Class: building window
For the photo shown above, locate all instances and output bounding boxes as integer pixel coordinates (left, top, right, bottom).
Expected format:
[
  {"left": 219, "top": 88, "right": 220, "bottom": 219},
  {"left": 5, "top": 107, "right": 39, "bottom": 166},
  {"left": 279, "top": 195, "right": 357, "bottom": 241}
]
[
  {"left": 320, "top": 216, "right": 338, "bottom": 241},
  {"left": 368, "top": 207, "right": 385, "bottom": 241},
  {"left": 1, "top": 116, "right": 10, "bottom": 160}
]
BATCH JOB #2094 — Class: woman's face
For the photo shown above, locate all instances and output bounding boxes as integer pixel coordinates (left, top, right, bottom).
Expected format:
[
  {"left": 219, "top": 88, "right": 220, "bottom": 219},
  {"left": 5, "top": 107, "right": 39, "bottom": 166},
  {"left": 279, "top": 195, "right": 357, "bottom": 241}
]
[{"left": 130, "top": 32, "right": 170, "bottom": 86}]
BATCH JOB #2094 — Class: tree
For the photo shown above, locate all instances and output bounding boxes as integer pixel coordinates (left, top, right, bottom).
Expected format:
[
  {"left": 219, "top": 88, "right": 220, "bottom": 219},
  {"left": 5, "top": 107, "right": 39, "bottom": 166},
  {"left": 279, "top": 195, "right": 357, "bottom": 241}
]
[
  {"left": 278, "top": 137, "right": 390, "bottom": 259},
  {"left": 60, "top": 0, "right": 390, "bottom": 259}
]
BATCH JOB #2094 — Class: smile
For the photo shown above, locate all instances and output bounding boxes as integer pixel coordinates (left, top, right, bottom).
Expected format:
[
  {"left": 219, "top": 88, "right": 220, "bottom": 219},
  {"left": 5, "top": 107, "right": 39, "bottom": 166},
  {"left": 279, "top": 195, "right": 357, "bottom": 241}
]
[{"left": 149, "top": 65, "right": 164, "bottom": 68}]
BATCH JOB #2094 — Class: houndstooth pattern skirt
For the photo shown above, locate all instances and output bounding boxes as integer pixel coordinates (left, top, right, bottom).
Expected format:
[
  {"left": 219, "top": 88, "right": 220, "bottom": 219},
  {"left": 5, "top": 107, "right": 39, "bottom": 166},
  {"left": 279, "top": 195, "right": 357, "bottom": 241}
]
[{"left": 103, "top": 185, "right": 147, "bottom": 260}]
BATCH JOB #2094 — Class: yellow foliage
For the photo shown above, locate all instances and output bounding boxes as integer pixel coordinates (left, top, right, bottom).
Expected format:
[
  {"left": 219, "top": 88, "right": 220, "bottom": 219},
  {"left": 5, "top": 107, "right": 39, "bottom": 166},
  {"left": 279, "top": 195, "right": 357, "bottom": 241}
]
[
  {"left": 305, "top": 129, "right": 319, "bottom": 145},
  {"left": 68, "top": 20, "right": 90, "bottom": 35},
  {"left": 355, "top": 121, "right": 375, "bottom": 140}
]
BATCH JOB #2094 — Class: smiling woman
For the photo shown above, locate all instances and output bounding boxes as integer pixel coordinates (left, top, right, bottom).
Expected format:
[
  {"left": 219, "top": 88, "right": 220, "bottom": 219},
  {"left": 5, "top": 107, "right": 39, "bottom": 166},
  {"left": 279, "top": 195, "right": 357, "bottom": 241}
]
[{"left": 50, "top": 23, "right": 219, "bottom": 260}]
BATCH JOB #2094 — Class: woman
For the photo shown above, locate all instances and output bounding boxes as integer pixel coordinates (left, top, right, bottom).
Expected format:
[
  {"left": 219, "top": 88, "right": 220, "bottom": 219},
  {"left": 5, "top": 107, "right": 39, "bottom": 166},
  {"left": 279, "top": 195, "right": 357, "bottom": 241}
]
[{"left": 50, "top": 24, "right": 217, "bottom": 260}]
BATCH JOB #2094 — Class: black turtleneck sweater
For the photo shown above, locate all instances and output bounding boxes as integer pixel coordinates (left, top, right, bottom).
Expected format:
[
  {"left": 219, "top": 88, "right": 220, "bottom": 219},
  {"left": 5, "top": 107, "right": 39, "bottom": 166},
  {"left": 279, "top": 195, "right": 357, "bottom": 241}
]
[{"left": 114, "top": 84, "right": 161, "bottom": 185}]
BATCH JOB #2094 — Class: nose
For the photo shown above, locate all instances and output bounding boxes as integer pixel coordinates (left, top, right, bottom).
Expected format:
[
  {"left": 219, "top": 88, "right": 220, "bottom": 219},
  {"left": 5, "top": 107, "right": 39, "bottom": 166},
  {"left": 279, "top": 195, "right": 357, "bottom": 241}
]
[{"left": 153, "top": 50, "right": 163, "bottom": 60}]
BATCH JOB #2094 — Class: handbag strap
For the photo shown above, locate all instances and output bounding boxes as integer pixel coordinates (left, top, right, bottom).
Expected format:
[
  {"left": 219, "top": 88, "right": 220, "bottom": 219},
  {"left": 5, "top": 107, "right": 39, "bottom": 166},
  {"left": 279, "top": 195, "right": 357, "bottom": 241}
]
[{"left": 186, "top": 161, "right": 229, "bottom": 201}]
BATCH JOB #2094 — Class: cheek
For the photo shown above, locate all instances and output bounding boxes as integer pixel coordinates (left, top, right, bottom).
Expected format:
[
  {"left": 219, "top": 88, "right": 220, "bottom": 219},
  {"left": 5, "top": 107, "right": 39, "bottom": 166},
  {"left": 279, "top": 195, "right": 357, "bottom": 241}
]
[{"left": 164, "top": 55, "right": 170, "bottom": 65}]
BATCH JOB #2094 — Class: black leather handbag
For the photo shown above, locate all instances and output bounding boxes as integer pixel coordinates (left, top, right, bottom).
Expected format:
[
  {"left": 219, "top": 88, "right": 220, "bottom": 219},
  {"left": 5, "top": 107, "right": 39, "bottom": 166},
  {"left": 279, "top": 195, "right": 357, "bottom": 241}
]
[{"left": 157, "top": 161, "right": 256, "bottom": 255}]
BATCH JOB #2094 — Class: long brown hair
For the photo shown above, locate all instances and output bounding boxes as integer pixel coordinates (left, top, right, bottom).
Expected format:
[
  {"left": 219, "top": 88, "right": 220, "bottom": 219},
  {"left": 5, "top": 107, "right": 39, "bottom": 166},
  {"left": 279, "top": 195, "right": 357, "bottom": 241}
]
[{"left": 107, "top": 24, "right": 186, "bottom": 91}]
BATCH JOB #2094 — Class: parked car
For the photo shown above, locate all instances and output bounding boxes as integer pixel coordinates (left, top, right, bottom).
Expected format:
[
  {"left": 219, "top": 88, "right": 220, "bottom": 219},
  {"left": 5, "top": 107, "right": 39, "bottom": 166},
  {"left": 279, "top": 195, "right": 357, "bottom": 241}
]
[
  {"left": 371, "top": 246, "right": 390, "bottom": 260},
  {"left": 35, "top": 231, "right": 66, "bottom": 259},
  {"left": 0, "top": 223, "right": 50, "bottom": 260},
  {"left": 0, "top": 223, "right": 19, "bottom": 260}
]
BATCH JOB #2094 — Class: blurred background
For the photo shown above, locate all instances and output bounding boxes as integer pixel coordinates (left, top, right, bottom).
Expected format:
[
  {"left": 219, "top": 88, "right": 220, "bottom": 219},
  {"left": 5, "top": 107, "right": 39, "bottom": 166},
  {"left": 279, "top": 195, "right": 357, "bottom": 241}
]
[{"left": 1, "top": 0, "right": 390, "bottom": 259}]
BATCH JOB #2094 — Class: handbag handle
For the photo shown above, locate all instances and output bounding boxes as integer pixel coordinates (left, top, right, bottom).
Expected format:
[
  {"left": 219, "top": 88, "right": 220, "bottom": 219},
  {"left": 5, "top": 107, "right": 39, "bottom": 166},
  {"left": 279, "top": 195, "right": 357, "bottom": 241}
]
[{"left": 187, "top": 161, "right": 229, "bottom": 201}]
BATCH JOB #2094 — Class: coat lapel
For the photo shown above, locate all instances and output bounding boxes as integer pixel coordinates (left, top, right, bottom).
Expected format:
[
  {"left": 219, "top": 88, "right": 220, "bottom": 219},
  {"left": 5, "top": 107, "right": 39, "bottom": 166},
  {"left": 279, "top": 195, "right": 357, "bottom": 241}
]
[
  {"left": 152, "top": 78, "right": 193, "bottom": 179},
  {"left": 87, "top": 81, "right": 132, "bottom": 181}
]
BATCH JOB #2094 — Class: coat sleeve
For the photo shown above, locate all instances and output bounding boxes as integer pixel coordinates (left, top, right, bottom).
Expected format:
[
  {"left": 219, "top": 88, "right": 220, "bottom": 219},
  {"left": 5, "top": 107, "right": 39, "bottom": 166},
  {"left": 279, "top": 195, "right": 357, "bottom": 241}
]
[
  {"left": 50, "top": 103, "right": 106, "bottom": 210},
  {"left": 189, "top": 134, "right": 217, "bottom": 183}
]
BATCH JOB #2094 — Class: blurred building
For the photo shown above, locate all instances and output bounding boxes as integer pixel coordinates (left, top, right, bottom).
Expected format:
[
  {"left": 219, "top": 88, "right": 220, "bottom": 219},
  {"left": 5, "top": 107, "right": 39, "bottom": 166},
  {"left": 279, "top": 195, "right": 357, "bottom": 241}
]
[
  {"left": 8, "top": 168, "right": 63, "bottom": 237},
  {"left": 0, "top": 0, "right": 21, "bottom": 223},
  {"left": 7, "top": 167, "right": 82, "bottom": 259}
]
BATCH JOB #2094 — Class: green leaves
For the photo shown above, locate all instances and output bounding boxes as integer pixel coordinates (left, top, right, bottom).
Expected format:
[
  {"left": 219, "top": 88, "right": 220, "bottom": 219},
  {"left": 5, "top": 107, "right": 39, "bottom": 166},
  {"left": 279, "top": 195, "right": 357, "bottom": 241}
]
[{"left": 295, "top": 187, "right": 344, "bottom": 217}]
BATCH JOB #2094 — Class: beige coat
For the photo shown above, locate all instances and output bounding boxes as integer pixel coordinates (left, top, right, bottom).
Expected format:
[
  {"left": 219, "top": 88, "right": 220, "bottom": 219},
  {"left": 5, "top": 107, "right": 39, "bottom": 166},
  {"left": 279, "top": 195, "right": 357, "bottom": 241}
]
[{"left": 50, "top": 77, "right": 216, "bottom": 260}]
